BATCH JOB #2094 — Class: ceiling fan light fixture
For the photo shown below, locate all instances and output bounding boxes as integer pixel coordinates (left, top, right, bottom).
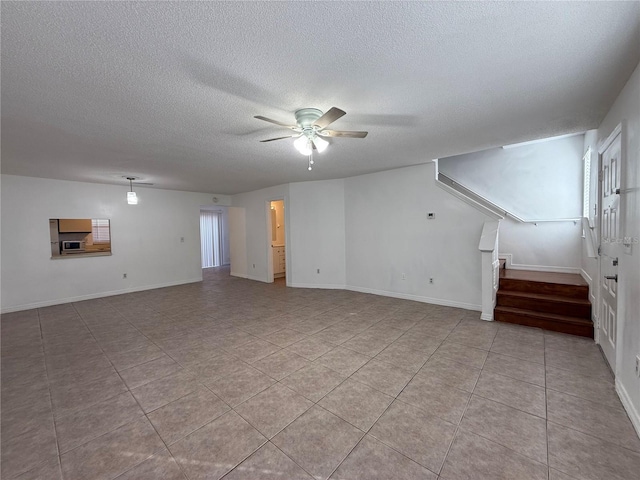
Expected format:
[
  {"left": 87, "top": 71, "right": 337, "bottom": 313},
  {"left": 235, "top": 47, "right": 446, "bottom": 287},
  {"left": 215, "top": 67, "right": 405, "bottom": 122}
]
[
  {"left": 312, "top": 135, "right": 328, "bottom": 153},
  {"left": 294, "top": 135, "right": 313, "bottom": 155}
]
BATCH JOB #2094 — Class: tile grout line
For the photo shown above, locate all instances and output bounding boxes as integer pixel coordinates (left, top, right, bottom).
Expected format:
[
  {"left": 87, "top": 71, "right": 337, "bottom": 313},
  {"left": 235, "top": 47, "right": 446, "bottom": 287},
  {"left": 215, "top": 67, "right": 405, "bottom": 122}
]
[
  {"left": 67, "top": 302, "right": 177, "bottom": 479},
  {"left": 544, "top": 331, "right": 551, "bottom": 476},
  {"left": 14, "top": 307, "right": 63, "bottom": 479},
  {"left": 11, "top": 278, "right": 623, "bottom": 480},
  {"left": 324, "top": 313, "right": 467, "bottom": 478},
  {"left": 437, "top": 318, "right": 499, "bottom": 475}
]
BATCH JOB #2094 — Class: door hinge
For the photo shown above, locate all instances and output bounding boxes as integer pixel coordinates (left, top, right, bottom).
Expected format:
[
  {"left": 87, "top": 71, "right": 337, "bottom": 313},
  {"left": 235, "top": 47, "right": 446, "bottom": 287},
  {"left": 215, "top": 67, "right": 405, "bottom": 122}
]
[{"left": 597, "top": 245, "right": 602, "bottom": 256}]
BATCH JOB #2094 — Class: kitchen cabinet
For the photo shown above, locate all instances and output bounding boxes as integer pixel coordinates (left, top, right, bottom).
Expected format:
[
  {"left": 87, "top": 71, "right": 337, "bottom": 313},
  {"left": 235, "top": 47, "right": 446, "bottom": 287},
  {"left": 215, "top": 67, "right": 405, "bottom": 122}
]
[
  {"left": 59, "top": 219, "right": 92, "bottom": 233},
  {"left": 272, "top": 246, "right": 286, "bottom": 277}
]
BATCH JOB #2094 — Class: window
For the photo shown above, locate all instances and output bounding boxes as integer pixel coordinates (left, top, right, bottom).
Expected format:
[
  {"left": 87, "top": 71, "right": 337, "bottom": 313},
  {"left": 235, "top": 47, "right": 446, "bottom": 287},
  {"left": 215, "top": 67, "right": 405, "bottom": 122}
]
[
  {"left": 583, "top": 147, "right": 592, "bottom": 219},
  {"left": 92, "top": 219, "right": 111, "bottom": 243}
]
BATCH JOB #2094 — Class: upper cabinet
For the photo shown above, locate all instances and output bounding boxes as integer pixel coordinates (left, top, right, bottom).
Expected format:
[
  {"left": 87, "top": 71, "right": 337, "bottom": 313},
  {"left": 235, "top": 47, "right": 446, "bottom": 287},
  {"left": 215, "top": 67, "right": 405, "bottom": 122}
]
[{"left": 58, "top": 219, "right": 92, "bottom": 232}]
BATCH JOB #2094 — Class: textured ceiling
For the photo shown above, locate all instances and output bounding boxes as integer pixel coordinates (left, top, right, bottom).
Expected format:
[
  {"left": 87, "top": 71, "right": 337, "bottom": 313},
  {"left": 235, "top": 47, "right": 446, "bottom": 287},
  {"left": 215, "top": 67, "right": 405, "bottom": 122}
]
[{"left": 2, "top": 1, "right": 639, "bottom": 194}]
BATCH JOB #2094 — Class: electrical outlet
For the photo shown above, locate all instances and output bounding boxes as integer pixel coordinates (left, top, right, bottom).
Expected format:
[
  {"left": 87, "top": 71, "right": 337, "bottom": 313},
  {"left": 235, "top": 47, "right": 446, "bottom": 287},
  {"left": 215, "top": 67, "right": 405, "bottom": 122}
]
[
  {"left": 180, "top": 237, "right": 184, "bottom": 243},
  {"left": 253, "top": 264, "right": 255, "bottom": 268},
  {"left": 636, "top": 356, "right": 640, "bottom": 377},
  {"left": 427, "top": 212, "right": 435, "bottom": 219},
  {"left": 123, "top": 273, "right": 127, "bottom": 279},
  {"left": 429, "top": 278, "right": 434, "bottom": 284},
  {"left": 317, "top": 269, "right": 320, "bottom": 274},
  {"left": 401, "top": 273, "right": 406, "bottom": 280}
]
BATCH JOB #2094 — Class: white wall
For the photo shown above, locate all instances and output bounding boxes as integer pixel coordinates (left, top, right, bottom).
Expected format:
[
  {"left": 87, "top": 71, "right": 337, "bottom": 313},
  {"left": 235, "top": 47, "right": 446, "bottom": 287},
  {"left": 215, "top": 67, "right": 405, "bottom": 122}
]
[
  {"left": 288, "top": 179, "right": 346, "bottom": 288},
  {"left": 584, "top": 62, "right": 640, "bottom": 434},
  {"left": 499, "top": 218, "right": 582, "bottom": 273},
  {"left": 228, "top": 207, "right": 247, "bottom": 278},
  {"left": 439, "top": 135, "right": 584, "bottom": 219},
  {"left": 230, "top": 164, "right": 490, "bottom": 310},
  {"left": 439, "top": 135, "right": 584, "bottom": 271},
  {"left": 221, "top": 207, "right": 231, "bottom": 265},
  {"left": 344, "top": 162, "right": 492, "bottom": 310},
  {"left": 231, "top": 184, "right": 289, "bottom": 282},
  {"left": 0, "top": 175, "right": 224, "bottom": 312}
]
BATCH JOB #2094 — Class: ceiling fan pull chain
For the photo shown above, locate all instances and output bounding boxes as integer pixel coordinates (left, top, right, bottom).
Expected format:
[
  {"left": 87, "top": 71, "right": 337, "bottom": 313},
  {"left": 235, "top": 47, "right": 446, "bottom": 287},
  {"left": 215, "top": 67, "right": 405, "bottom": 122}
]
[{"left": 308, "top": 152, "right": 314, "bottom": 171}]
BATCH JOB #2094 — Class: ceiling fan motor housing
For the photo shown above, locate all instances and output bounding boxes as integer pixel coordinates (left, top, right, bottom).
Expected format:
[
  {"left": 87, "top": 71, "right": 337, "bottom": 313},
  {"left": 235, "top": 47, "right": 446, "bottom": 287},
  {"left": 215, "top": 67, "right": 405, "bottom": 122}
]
[{"left": 294, "top": 108, "right": 323, "bottom": 128}]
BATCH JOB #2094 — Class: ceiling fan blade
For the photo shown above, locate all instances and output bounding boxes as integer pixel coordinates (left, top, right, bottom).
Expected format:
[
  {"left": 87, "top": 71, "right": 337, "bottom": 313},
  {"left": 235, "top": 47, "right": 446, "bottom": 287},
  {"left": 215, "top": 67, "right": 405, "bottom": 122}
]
[
  {"left": 260, "top": 135, "right": 296, "bottom": 143},
  {"left": 313, "top": 107, "right": 346, "bottom": 129},
  {"left": 254, "top": 115, "right": 297, "bottom": 129},
  {"left": 133, "top": 182, "right": 154, "bottom": 185},
  {"left": 319, "top": 129, "right": 368, "bottom": 138}
]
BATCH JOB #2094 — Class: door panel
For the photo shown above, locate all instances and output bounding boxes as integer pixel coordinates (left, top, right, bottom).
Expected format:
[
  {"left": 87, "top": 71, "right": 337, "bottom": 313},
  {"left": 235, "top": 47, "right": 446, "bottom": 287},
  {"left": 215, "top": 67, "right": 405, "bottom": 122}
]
[{"left": 598, "top": 132, "right": 621, "bottom": 369}]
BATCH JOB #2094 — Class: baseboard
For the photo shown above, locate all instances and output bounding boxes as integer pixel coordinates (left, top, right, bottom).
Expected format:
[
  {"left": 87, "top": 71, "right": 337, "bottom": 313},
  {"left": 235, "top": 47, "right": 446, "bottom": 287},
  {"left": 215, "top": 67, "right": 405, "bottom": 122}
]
[
  {"left": 499, "top": 254, "right": 580, "bottom": 274},
  {"left": 345, "top": 285, "right": 481, "bottom": 312},
  {"left": 581, "top": 268, "right": 598, "bottom": 309},
  {"left": 0, "top": 277, "right": 203, "bottom": 314},
  {"left": 230, "top": 271, "right": 248, "bottom": 279},
  {"left": 509, "top": 264, "right": 581, "bottom": 274},
  {"left": 580, "top": 268, "right": 593, "bottom": 284},
  {"left": 616, "top": 379, "right": 640, "bottom": 439},
  {"left": 288, "top": 282, "right": 346, "bottom": 290},
  {"left": 480, "top": 312, "right": 494, "bottom": 321}
]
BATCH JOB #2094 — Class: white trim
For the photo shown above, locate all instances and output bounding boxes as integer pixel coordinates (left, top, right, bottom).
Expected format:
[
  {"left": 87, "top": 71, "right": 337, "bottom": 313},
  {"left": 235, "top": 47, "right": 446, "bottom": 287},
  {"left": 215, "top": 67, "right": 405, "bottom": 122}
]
[
  {"left": 345, "top": 285, "right": 482, "bottom": 312},
  {"left": 434, "top": 179, "right": 504, "bottom": 220},
  {"left": 500, "top": 253, "right": 513, "bottom": 269},
  {"left": 288, "top": 282, "right": 346, "bottom": 290},
  {"left": 598, "top": 123, "right": 623, "bottom": 154},
  {"left": 580, "top": 268, "right": 598, "bottom": 332},
  {"left": 616, "top": 379, "right": 640, "bottom": 439},
  {"left": 499, "top": 254, "right": 581, "bottom": 274},
  {"left": 230, "top": 272, "right": 248, "bottom": 279},
  {"left": 0, "top": 278, "right": 203, "bottom": 314},
  {"left": 580, "top": 268, "right": 593, "bottom": 284},
  {"left": 480, "top": 312, "right": 494, "bottom": 321},
  {"left": 502, "top": 132, "right": 584, "bottom": 149}
]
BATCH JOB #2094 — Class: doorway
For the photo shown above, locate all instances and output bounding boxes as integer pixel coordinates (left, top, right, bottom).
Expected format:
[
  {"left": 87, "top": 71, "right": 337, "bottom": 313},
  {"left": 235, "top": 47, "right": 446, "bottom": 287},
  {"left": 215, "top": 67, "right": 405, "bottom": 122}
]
[
  {"left": 269, "top": 200, "right": 286, "bottom": 282},
  {"left": 200, "top": 210, "right": 223, "bottom": 268},
  {"left": 597, "top": 125, "right": 622, "bottom": 370}
]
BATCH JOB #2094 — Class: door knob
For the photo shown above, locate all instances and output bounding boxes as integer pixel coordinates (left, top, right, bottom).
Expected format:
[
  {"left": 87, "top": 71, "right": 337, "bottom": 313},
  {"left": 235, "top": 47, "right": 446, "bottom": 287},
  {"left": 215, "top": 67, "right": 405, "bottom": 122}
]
[{"left": 604, "top": 275, "right": 618, "bottom": 282}]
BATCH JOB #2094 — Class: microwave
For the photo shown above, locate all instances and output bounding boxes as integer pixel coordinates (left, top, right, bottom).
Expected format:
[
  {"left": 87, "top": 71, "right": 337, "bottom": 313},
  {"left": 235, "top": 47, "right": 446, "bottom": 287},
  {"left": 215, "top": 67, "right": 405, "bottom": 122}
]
[{"left": 62, "top": 240, "right": 85, "bottom": 253}]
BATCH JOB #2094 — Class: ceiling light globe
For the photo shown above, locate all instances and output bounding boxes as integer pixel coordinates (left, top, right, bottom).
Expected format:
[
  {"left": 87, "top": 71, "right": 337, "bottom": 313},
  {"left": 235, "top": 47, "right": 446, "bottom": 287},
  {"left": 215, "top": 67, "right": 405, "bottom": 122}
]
[
  {"left": 312, "top": 136, "right": 328, "bottom": 153},
  {"left": 127, "top": 191, "right": 138, "bottom": 205},
  {"left": 294, "top": 136, "right": 312, "bottom": 155}
]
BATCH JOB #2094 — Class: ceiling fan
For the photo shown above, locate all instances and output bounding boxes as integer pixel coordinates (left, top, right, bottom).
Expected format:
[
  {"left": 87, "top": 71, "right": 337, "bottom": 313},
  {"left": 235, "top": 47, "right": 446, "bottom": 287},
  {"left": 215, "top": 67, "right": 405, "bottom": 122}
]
[{"left": 255, "top": 107, "right": 368, "bottom": 170}]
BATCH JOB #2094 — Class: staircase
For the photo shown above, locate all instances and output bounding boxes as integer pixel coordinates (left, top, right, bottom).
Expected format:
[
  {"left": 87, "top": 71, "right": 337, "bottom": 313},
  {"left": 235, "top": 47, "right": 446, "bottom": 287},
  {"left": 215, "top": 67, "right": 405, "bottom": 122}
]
[{"left": 494, "top": 269, "right": 593, "bottom": 338}]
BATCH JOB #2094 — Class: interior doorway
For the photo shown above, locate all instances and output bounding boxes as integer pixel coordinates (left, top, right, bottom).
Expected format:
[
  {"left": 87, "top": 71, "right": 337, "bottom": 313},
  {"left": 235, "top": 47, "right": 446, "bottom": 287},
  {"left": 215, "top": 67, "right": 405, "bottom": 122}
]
[
  {"left": 269, "top": 200, "right": 286, "bottom": 282},
  {"left": 200, "top": 210, "right": 223, "bottom": 268}
]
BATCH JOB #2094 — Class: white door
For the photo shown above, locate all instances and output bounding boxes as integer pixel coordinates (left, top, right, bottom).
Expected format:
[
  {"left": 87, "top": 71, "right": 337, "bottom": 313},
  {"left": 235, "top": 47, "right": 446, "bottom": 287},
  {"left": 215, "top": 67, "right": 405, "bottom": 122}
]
[{"left": 598, "top": 131, "right": 622, "bottom": 369}]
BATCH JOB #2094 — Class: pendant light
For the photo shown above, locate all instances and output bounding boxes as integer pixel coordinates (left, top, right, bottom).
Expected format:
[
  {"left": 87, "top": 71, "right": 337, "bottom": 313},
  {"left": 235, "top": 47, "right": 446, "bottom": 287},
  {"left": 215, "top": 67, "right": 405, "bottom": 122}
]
[{"left": 126, "top": 177, "right": 138, "bottom": 205}]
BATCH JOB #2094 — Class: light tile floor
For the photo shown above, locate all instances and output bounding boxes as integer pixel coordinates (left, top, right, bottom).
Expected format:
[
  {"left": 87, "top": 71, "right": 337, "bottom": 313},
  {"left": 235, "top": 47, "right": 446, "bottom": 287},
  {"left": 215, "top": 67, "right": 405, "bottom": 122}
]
[{"left": 2, "top": 267, "right": 640, "bottom": 480}]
